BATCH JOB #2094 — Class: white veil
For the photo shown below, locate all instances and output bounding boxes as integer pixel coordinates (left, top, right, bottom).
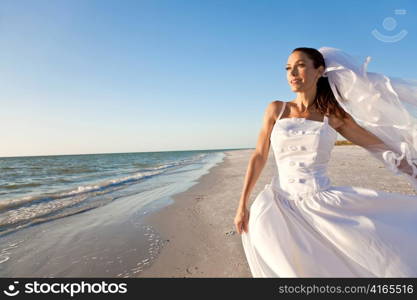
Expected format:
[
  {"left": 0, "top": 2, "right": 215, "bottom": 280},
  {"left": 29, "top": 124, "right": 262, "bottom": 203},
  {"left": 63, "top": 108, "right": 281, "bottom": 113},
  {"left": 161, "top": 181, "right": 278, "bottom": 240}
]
[{"left": 318, "top": 47, "right": 417, "bottom": 191}]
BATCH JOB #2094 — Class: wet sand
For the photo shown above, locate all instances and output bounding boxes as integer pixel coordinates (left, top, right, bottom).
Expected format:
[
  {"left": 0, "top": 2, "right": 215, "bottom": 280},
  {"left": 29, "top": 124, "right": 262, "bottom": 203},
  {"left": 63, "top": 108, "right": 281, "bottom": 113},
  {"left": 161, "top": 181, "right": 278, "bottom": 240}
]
[{"left": 138, "top": 146, "right": 417, "bottom": 278}]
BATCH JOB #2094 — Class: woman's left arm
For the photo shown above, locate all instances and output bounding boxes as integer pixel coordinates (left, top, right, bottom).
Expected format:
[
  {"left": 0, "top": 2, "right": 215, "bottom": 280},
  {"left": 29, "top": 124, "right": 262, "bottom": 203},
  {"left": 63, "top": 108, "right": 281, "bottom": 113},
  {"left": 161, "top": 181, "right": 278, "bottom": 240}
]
[{"left": 331, "top": 113, "right": 417, "bottom": 179}]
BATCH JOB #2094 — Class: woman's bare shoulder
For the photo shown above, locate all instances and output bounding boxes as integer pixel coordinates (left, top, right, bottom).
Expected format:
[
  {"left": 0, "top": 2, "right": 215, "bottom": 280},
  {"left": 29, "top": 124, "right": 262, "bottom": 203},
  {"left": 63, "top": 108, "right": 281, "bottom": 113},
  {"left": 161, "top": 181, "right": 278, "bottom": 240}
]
[
  {"left": 266, "top": 100, "right": 285, "bottom": 120},
  {"left": 328, "top": 110, "right": 352, "bottom": 131}
]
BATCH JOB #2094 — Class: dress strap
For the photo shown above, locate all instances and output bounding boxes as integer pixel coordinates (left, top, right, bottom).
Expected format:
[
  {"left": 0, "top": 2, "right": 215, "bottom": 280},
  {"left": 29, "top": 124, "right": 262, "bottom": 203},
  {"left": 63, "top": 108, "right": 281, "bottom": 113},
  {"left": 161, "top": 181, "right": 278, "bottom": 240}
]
[
  {"left": 277, "top": 101, "right": 286, "bottom": 120},
  {"left": 323, "top": 114, "right": 329, "bottom": 124}
]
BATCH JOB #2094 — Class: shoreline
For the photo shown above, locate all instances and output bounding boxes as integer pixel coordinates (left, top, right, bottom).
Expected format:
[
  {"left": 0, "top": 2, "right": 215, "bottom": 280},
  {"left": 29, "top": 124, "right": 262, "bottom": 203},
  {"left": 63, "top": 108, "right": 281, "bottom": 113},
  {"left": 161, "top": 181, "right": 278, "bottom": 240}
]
[{"left": 138, "top": 148, "right": 278, "bottom": 277}]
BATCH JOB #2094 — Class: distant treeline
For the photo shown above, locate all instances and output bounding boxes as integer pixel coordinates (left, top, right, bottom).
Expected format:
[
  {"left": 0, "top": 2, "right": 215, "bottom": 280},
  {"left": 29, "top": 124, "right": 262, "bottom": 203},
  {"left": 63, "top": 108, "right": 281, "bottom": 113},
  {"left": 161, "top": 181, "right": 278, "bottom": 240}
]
[{"left": 335, "top": 140, "right": 354, "bottom": 146}]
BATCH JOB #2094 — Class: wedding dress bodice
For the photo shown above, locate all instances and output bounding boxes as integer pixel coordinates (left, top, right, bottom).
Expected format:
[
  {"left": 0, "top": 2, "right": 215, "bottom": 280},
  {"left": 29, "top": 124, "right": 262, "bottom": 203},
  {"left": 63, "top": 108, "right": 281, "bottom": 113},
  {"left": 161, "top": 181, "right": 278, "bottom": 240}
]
[{"left": 269, "top": 103, "right": 338, "bottom": 201}]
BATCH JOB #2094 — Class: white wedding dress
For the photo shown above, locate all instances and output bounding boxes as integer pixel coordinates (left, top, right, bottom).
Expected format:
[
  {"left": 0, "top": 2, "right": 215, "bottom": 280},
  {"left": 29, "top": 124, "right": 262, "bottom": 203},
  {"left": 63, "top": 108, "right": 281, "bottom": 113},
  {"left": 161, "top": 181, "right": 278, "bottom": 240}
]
[{"left": 241, "top": 101, "right": 417, "bottom": 277}]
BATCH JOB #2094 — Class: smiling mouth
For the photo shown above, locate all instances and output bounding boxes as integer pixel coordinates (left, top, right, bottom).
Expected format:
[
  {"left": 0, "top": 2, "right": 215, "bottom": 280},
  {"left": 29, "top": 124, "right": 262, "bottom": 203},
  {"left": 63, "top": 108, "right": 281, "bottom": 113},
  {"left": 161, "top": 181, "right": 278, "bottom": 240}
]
[{"left": 291, "top": 80, "right": 301, "bottom": 85}]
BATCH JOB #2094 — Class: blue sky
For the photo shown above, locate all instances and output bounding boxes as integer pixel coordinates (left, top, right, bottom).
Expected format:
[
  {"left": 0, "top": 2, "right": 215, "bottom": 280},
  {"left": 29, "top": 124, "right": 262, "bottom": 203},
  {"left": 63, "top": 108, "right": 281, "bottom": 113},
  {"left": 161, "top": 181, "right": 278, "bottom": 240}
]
[{"left": 1, "top": 0, "right": 416, "bottom": 157}]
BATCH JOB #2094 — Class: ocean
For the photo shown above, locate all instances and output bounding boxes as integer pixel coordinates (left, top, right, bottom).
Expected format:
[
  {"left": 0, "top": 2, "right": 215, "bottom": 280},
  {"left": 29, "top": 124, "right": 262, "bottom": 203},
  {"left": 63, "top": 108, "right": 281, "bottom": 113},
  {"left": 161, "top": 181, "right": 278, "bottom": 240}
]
[{"left": 0, "top": 149, "right": 230, "bottom": 277}]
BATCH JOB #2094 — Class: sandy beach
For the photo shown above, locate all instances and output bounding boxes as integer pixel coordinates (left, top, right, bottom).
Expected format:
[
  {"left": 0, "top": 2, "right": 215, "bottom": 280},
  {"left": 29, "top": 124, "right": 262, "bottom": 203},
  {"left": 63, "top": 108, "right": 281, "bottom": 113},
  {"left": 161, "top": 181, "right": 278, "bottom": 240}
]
[{"left": 138, "top": 146, "right": 417, "bottom": 278}]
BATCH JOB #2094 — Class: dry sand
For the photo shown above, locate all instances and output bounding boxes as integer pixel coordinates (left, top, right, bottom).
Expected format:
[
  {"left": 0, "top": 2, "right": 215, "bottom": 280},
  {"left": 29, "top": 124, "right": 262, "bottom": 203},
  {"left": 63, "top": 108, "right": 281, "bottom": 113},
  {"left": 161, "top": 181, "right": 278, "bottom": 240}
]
[{"left": 138, "top": 146, "right": 417, "bottom": 278}]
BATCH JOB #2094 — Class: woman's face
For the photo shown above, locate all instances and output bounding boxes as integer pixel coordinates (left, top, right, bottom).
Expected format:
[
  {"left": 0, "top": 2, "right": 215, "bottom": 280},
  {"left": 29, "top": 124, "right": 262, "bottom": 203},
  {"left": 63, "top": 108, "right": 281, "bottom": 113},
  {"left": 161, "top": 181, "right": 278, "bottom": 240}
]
[{"left": 286, "top": 51, "right": 323, "bottom": 92}]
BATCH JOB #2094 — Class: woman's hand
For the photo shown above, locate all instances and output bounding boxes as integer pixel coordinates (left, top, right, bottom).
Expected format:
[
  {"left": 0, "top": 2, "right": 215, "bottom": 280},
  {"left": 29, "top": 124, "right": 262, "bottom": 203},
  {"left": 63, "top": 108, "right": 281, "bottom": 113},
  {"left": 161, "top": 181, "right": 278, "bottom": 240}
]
[{"left": 234, "top": 206, "right": 250, "bottom": 234}]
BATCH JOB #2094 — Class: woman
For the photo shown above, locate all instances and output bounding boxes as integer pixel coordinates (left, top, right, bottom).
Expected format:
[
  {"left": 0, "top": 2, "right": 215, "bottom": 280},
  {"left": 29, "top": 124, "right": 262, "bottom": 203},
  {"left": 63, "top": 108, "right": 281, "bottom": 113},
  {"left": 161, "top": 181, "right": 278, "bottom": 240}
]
[{"left": 234, "top": 47, "right": 417, "bottom": 277}]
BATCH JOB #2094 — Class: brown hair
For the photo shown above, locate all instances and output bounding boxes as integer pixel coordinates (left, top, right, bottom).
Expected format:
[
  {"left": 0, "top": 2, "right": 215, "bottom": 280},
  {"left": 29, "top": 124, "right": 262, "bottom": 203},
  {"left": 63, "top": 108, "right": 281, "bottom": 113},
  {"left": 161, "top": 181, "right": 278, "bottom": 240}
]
[{"left": 291, "top": 47, "right": 347, "bottom": 119}]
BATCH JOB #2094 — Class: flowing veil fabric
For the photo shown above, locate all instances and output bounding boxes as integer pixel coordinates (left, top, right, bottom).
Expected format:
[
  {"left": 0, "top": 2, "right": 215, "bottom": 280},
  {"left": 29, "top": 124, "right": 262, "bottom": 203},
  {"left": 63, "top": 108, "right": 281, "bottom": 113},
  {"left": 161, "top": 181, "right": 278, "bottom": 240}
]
[{"left": 319, "top": 47, "right": 417, "bottom": 191}]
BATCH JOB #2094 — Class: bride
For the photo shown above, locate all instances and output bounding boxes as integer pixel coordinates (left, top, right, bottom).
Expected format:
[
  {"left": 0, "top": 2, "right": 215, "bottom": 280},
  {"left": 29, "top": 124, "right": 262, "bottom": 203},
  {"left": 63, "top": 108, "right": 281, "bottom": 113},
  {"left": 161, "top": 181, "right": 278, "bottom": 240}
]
[{"left": 234, "top": 47, "right": 417, "bottom": 277}]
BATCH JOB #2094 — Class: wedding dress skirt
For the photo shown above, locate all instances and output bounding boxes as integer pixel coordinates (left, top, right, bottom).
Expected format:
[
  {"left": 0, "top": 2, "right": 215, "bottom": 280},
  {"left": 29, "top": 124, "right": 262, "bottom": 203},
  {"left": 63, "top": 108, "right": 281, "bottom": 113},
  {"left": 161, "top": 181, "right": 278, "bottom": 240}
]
[{"left": 241, "top": 103, "right": 417, "bottom": 277}]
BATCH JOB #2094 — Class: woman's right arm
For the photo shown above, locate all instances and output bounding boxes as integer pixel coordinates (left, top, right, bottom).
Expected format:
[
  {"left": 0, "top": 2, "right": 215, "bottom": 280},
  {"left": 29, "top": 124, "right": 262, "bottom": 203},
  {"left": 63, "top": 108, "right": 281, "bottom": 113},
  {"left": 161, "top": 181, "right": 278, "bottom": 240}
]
[{"left": 234, "top": 101, "right": 282, "bottom": 234}]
